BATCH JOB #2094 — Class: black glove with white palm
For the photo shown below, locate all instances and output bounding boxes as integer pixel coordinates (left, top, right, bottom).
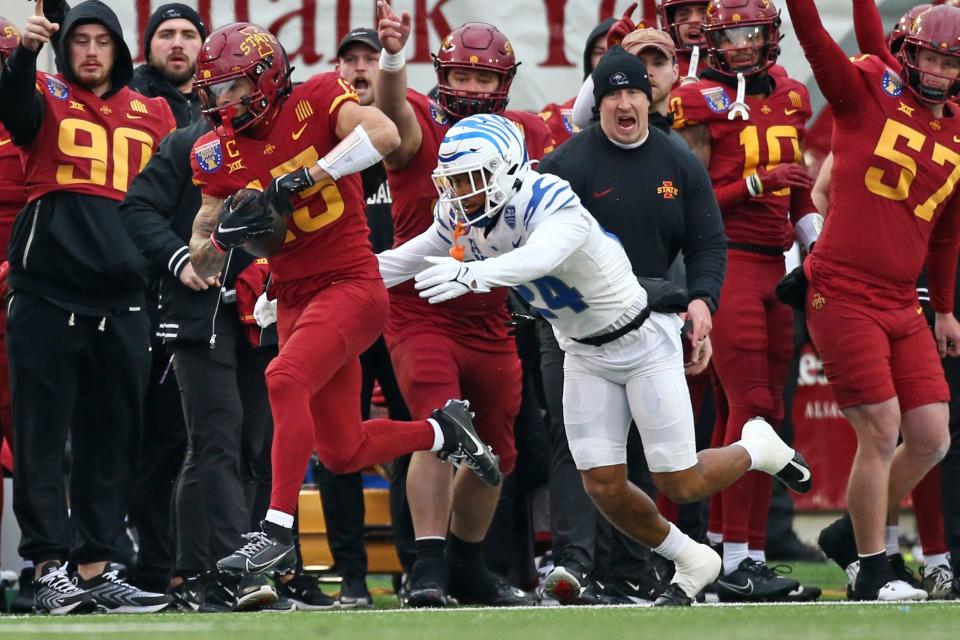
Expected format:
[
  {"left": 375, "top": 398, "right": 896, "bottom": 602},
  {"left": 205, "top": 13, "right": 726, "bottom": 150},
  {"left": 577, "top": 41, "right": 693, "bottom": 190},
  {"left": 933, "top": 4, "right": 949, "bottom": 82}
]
[
  {"left": 210, "top": 189, "right": 278, "bottom": 253},
  {"left": 260, "top": 168, "right": 314, "bottom": 217},
  {"left": 414, "top": 256, "right": 491, "bottom": 304}
]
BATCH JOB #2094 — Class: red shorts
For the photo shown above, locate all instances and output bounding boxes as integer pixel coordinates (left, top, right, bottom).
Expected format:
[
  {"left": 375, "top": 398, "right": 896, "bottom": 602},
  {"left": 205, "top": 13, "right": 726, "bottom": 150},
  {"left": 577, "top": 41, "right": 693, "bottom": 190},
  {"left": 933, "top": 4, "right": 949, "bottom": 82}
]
[
  {"left": 387, "top": 330, "right": 521, "bottom": 474},
  {"left": 805, "top": 277, "right": 947, "bottom": 411}
]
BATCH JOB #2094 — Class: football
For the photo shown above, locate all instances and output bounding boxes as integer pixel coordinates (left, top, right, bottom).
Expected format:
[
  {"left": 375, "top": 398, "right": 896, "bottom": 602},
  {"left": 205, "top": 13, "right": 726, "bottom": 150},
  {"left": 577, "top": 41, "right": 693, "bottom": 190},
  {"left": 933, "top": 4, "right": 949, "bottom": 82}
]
[{"left": 232, "top": 188, "right": 287, "bottom": 258}]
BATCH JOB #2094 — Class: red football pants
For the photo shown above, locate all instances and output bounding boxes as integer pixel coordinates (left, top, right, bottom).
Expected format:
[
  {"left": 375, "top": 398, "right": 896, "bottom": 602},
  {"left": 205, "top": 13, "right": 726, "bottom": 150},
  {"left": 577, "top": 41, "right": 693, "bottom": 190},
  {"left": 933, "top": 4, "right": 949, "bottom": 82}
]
[
  {"left": 710, "top": 250, "right": 793, "bottom": 546},
  {"left": 266, "top": 279, "right": 434, "bottom": 516},
  {"left": 913, "top": 464, "right": 947, "bottom": 556}
]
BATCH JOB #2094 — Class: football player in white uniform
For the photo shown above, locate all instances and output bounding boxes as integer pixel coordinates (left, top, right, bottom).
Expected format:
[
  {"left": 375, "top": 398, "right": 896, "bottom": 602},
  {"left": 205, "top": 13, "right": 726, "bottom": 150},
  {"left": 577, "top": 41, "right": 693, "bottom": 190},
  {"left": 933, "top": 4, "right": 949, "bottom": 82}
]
[{"left": 378, "top": 113, "right": 813, "bottom": 605}]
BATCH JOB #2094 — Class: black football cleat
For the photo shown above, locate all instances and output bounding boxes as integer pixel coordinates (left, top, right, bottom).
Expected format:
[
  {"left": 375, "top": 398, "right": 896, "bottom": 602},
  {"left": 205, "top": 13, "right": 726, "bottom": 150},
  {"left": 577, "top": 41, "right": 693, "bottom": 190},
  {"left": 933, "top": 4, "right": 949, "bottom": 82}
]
[
  {"left": 715, "top": 559, "right": 799, "bottom": 602},
  {"left": 449, "top": 565, "right": 536, "bottom": 607},
  {"left": 542, "top": 564, "right": 588, "bottom": 605},
  {"left": 774, "top": 452, "right": 813, "bottom": 494},
  {"left": 217, "top": 524, "right": 296, "bottom": 575},
  {"left": 434, "top": 399, "right": 502, "bottom": 487},
  {"left": 404, "top": 557, "right": 449, "bottom": 608},
  {"left": 653, "top": 583, "right": 693, "bottom": 607},
  {"left": 590, "top": 571, "right": 667, "bottom": 604}
]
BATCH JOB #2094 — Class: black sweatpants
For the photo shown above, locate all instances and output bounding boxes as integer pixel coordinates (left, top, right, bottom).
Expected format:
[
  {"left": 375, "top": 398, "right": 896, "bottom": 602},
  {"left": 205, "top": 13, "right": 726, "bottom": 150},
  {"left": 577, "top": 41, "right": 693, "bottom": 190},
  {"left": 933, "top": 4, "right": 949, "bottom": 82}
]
[
  {"left": 8, "top": 290, "right": 150, "bottom": 564},
  {"left": 171, "top": 337, "right": 275, "bottom": 572}
]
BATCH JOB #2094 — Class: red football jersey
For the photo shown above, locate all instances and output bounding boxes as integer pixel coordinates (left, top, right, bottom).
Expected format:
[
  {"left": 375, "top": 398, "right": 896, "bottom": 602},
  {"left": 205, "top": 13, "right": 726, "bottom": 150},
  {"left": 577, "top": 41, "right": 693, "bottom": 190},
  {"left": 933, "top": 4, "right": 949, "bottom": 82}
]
[
  {"left": 538, "top": 96, "right": 579, "bottom": 147},
  {"left": 21, "top": 73, "right": 174, "bottom": 203},
  {"left": 671, "top": 70, "right": 813, "bottom": 248},
  {"left": 0, "top": 123, "right": 25, "bottom": 260},
  {"left": 384, "top": 90, "right": 556, "bottom": 350},
  {"left": 192, "top": 73, "right": 379, "bottom": 292},
  {"left": 789, "top": 0, "right": 960, "bottom": 313}
]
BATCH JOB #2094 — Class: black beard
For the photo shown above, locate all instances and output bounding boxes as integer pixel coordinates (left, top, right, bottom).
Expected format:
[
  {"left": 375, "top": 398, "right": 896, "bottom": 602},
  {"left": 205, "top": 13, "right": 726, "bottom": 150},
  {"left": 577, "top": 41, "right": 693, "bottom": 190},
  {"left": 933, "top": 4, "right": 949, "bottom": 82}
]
[{"left": 158, "top": 61, "right": 196, "bottom": 88}]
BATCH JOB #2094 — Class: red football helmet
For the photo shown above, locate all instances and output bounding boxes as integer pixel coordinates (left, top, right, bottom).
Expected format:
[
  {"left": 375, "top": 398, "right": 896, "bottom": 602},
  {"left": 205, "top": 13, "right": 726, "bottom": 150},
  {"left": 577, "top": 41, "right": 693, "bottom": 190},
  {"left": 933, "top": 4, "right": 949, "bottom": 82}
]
[
  {"left": 899, "top": 4, "right": 960, "bottom": 104},
  {"left": 702, "top": 0, "right": 781, "bottom": 76},
  {"left": 890, "top": 5, "right": 932, "bottom": 55},
  {"left": 433, "top": 23, "right": 519, "bottom": 118},
  {"left": 194, "top": 23, "right": 292, "bottom": 138},
  {"left": 658, "top": 0, "right": 709, "bottom": 51},
  {"left": 0, "top": 17, "right": 21, "bottom": 65}
]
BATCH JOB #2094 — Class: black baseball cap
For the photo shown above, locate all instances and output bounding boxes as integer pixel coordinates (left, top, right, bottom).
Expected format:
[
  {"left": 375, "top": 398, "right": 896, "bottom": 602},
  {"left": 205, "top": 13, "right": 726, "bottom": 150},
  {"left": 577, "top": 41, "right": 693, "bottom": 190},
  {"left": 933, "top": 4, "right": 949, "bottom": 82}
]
[{"left": 336, "top": 28, "right": 382, "bottom": 58}]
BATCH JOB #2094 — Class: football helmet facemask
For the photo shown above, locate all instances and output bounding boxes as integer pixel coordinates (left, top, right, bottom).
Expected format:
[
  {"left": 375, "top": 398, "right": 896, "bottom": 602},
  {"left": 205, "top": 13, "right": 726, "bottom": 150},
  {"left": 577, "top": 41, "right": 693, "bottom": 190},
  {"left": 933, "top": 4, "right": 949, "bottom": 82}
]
[
  {"left": 658, "top": 0, "right": 709, "bottom": 51},
  {"left": 899, "top": 4, "right": 960, "bottom": 104},
  {"left": 433, "top": 23, "right": 519, "bottom": 118},
  {"left": 0, "top": 17, "right": 20, "bottom": 66},
  {"left": 702, "top": 0, "right": 781, "bottom": 77},
  {"left": 432, "top": 114, "right": 529, "bottom": 228}
]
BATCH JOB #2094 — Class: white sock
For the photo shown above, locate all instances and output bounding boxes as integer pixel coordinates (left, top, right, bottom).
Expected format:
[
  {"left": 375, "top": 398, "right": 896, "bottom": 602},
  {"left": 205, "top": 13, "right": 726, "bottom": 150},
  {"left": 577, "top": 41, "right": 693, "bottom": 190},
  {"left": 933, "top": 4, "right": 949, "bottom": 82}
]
[
  {"left": 653, "top": 522, "right": 691, "bottom": 561},
  {"left": 427, "top": 418, "right": 444, "bottom": 452},
  {"left": 885, "top": 525, "right": 899, "bottom": 556},
  {"left": 748, "top": 549, "right": 765, "bottom": 565},
  {"left": 733, "top": 440, "right": 762, "bottom": 471},
  {"left": 706, "top": 531, "right": 723, "bottom": 546},
  {"left": 925, "top": 552, "right": 949, "bottom": 568},
  {"left": 723, "top": 542, "right": 749, "bottom": 575},
  {"left": 265, "top": 508, "right": 294, "bottom": 529}
]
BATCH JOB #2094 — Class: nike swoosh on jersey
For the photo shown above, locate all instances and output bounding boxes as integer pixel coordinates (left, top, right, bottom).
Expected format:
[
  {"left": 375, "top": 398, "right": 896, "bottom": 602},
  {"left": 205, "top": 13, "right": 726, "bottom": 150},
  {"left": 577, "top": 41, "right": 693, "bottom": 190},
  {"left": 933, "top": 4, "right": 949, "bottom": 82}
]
[
  {"left": 784, "top": 108, "right": 799, "bottom": 116},
  {"left": 954, "top": 135, "right": 960, "bottom": 144},
  {"left": 292, "top": 123, "right": 309, "bottom": 140},
  {"left": 126, "top": 113, "right": 143, "bottom": 120},
  {"left": 593, "top": 187, "right": 615, "bottom": 199},
  {"left": 0, "top": 138, "right": 11, "bottom": 147}
]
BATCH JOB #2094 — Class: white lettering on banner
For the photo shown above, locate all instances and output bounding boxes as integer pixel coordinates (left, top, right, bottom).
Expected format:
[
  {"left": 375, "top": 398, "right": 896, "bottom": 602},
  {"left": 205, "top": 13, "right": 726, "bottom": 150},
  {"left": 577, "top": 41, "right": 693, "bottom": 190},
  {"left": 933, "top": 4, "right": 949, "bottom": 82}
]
[
  {"left": 366, "top": 181, "right": 392, "bottom": 205},
  {"left": 796, "top": 352, "right": 829, "bottom": 386},
  {"left": 803, "top": 400, "right": 842, "bottom": 420}
]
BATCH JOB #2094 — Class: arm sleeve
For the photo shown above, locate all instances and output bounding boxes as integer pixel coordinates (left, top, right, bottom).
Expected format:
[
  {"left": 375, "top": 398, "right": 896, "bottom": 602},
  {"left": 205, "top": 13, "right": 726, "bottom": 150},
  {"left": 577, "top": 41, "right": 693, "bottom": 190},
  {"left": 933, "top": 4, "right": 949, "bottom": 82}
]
[
  {"left": 571, "top": 76, "right": 596, "bottom": 130},
  {"left": 119, "top": 130, "right": 196, "bottom": 278},
  {"left": 681, "top": 157, "right": 727, "bottom": 308},
  {"left": 377, "top": 221, "right": 452, "bottom": 288},
  {"left": 473, "top": 207, "right": 591, "bottom": 288},
  {"left": 789, "top": 183, "right": 819, "bottom": 223},
  {"left": 785, "top": 0, "right": 865, "bottom": 122},
  {"left": 714, "top": 178, "right": 751, "bottom": 210},
  {"left": 927, "top": 194, "right": 960, "bottom": 313},
  {"left": 0, "top": 46, "right": 45, "bottom": 146},
  {"left": 853, "top": 0, "right": 899, "bottom": 69}
]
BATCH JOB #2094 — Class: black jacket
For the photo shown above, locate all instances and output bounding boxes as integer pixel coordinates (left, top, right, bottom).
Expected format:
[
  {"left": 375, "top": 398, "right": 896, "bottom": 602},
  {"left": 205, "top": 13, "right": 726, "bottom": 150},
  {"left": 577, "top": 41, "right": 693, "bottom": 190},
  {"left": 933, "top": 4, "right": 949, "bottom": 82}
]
[
  {"left": 119, "top": 120, "right": 257, "bottom": 344},
  {"left": 538, "top": 124, "right": 726, "bottom": 311},
  {"left": 128, "top": 64, "right": 201, "bottom": 128},
  {"left": 0, "top": 0, "right": 150, "bottom": 313}
]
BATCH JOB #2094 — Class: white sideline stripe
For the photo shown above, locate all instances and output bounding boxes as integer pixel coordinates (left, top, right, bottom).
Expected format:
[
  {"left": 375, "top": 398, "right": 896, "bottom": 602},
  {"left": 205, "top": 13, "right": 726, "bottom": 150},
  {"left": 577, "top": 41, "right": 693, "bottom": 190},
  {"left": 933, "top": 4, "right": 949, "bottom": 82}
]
[{"left": 0, "top": 622, "right": 215, "bottom": 633}]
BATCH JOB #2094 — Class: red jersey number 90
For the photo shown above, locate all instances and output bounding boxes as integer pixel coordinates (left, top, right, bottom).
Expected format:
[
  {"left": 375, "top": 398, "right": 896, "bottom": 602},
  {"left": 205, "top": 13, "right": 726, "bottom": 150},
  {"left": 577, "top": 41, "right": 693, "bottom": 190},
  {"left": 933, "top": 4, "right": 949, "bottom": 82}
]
[{"left": 56, "top": 118, "right": 155, "bottom": 193}]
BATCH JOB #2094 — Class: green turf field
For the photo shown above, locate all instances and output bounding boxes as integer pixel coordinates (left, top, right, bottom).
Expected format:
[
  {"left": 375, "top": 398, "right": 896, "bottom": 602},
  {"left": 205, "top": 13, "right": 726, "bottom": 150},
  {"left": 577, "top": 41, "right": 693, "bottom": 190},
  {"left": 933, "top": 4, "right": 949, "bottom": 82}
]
[{"left": 1, "top": 562, "right": 957, "bottom": 640}]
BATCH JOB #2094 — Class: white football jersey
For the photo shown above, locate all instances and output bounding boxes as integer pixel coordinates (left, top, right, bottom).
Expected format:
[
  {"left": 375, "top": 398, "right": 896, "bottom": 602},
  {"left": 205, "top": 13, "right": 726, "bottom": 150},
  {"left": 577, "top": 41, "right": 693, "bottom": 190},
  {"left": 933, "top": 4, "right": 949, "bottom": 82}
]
[{"left": 432, "top": 170, "right": 645, "bottom": 341}]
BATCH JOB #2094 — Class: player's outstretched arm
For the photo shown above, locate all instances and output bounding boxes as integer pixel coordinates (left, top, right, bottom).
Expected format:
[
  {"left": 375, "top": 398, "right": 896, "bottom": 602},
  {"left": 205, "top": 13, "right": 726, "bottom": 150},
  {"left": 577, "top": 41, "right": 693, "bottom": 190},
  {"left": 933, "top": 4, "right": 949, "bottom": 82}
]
[
  {"left": 852, "top": 0, "right": 898, "bottom": 68},
  {"left": 378, "top": 218, "right": 451, "bottom": 288},
  {"left": 927, "top": 191, "right": 960, "bottom": 320},
  {"left": 374, "top": 0, "right": 423, "bottom": 170},
  {"left": 785, "top": 0, "right": 863, "bottom": 119},
  {"left": 188, "top": 195, "right": 228, "bottom": 278}
]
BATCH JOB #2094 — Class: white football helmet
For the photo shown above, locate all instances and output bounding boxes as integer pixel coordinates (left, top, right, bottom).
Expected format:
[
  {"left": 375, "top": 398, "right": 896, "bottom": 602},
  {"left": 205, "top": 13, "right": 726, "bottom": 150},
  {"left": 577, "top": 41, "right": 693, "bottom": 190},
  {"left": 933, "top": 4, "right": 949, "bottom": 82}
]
[{"left": 432, "top": 113, "right": 529, "bottom": 227}]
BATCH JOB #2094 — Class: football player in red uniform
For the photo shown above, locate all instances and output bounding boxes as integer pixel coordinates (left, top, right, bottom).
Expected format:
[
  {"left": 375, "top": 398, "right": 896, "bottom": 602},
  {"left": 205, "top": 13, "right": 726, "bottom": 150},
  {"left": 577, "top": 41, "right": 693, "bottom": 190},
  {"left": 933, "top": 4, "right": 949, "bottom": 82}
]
[
  {"left": 787, "top": 0, "right": 960, "bottom": 601},
  {"left": 0, "top": 0, "right": 176, "bottom": 614},
  {"left": 375, "top": 0, "right": 551, "bottom": 607},
  {"left": 670, "top": 0, "right": 823, "bottom": 602},
  {"left": 186, "top": 23, "right": 501, "bottom": 579},
  {"left": 810, "top": 1, "right": 954, "bottom": 600}
]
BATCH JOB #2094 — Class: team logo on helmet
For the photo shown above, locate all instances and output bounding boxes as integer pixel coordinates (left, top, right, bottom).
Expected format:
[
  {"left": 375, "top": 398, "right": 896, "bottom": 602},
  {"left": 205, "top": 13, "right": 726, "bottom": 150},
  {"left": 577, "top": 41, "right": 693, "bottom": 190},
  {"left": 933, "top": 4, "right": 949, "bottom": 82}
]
[
  {"left": 45, "top": 76, "right": 70, "bottom": 101},
  {"left": 701, "top": 86, "right": 730, "bottom": 112},
  {"left": 882, "top": 69, "right": 904, "bottom": 97},
  {"left": 194, "top": 140, "right": 223, "bottom": 173}
]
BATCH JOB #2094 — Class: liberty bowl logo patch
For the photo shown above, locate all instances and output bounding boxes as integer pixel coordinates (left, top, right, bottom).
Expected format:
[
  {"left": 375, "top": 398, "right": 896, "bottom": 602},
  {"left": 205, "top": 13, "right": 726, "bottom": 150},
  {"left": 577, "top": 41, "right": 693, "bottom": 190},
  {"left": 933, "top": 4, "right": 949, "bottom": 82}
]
[
  {"left": 194, "top": 140, "right": 223, "bottom": 173},
  {"left": 429, "top": 101, "right": 449, "bottom": 127},
  {"left": 504, "top": 205, "right": 516, "bottom": 229},
  {"left": 701, "top": 87, "right": 730, "bottom": 113},
  {"left": 881, "top": 70, "right": 903, "bottom": 97},
  {"left": 45, "top": 76, "right": 70, "bottom": 101}
]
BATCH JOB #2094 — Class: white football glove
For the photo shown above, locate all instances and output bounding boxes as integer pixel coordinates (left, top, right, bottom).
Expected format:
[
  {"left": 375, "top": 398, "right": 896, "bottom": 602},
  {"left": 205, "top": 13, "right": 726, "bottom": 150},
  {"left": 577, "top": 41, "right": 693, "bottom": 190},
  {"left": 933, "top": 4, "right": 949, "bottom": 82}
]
[
  {"left": 253, "top": 292, "right": 278, "bottom": 328},
  {"left": 414, "top": 256, "right": 490, "bottom": 304}
]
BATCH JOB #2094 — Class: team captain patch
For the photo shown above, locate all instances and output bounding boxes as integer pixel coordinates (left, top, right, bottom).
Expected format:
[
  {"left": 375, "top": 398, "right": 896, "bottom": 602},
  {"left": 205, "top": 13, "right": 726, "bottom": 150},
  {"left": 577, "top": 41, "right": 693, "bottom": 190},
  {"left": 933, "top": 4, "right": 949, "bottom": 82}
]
[
  {"left": 881, "top": 69, "right": 903, "bottom": 97},
  {"left": 45, "top": 76, "right": 70, "bottom": 101},
  {"left": 194, "top": 140, "right": 223, "bottom": 173},
  {"left": 701, "top": 87, "right": 730, "bottom": 113}
]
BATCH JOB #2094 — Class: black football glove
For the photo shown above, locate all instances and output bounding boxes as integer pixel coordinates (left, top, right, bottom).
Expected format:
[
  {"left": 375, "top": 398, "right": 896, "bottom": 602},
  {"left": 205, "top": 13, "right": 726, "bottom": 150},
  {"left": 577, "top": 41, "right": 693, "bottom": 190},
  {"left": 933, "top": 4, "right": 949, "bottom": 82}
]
[
  {"left": 506, "top": 311, "right": 538, "bottom": 337},
  {"left": 262, "top": 168, "right": 315, "bottom": 216},
  {"left": 210, "top": 190, "right": 276, "bottom": 253}
]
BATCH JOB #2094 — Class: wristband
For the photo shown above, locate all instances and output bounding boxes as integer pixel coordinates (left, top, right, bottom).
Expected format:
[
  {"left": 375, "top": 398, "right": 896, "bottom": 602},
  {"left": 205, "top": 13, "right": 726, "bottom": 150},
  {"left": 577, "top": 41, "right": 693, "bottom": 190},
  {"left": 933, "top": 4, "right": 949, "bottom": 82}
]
[
  {"left": 746, "top": 174, "right": 763, "bottom": 197},
  {"left": 379, "top": 49, "right": 406, "bottom": 72}
]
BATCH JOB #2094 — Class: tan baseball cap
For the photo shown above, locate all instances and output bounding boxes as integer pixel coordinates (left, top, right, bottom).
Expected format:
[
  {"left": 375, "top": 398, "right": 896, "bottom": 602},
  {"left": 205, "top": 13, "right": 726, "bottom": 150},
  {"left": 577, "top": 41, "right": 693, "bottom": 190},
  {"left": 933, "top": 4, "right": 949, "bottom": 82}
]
[{"left": 622, "top": 28, "right": 676, "bottom": 60}]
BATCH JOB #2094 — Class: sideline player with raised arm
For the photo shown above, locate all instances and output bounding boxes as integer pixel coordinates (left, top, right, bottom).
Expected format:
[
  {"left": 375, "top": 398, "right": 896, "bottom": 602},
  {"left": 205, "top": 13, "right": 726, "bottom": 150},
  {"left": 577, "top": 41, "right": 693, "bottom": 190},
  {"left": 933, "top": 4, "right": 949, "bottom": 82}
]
[
  {"left": 375, "top": 0, "right": 551, "bottom": 607},
  {"left": 185, "top": 23, "right": 502, "bottom": 579},
  {"left": 786, "top": 0, "right": 960, "bottom": 601},
  {"left": 670, "top": 0, "right": 823, "bottom": 603},
  {"left": 0, "top": 0, "right": 176, "bottom": 614},
  {"left": 379, "top": 112, "right": 814, "bottom": 607}
]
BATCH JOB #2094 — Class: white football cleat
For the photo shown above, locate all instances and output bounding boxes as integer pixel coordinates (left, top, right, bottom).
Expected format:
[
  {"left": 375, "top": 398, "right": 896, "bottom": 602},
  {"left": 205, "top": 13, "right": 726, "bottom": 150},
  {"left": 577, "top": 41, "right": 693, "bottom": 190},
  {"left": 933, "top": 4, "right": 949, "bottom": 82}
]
[{"left": 876, "top": 579, "right": 929, "bottom": 602}]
